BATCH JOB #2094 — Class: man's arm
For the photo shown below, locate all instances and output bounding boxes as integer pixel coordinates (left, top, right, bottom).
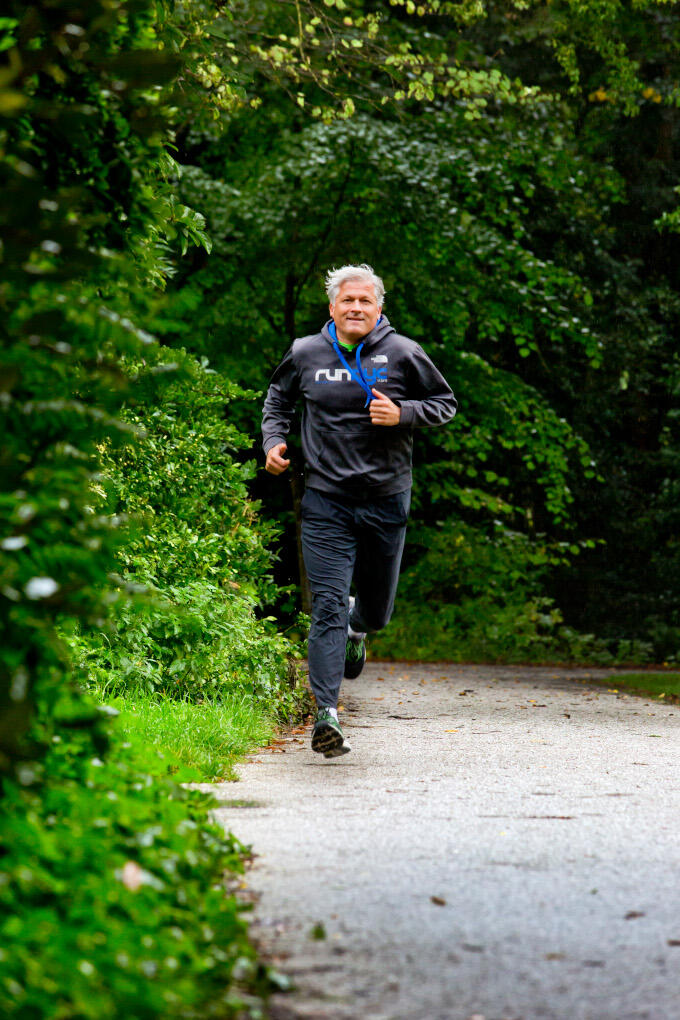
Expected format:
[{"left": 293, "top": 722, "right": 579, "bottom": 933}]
[
  {"left": 397, "top": 343, "right": 457, "bottom": 427},
  {"left": 262, "top": 345, "right": 299, "bottom": 474}
]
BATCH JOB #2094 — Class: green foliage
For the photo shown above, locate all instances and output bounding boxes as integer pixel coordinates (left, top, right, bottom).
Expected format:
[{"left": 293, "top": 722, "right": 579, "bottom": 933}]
[
  {"left": 369, "top": 519, "right": 654, "bottom": 663},
  {"left": 57, "top": 342, "right": 308, "bottom": 716},
  {"left": 601, "top": 672, "right": 680, "bottom": 699},
  {"left": 1, "top": 4, "right": 300, "bottom": 1018},
  {"left": 369, "top": 520, "right": 589, "bottom": 662},
  {"left": 0, "top": 0, "right": 196, "bottom": 775},
  {"left": 88, "top": 689, "right": 276, "bottom": 782},
  {"left": 157, "top": 2, "right": 680, "bottom": 661},
  {"left": 105, "top": 346, "right": 276, "bottom": 596},
  {"left": 0, "top": 691, "right": 268, "bottom": 1019},
  {"left": 157, "top": 97, "right": 618, "bottom": 655},
  {"left": 69, "top": 582, "right": 304, "bottom": 711},
  {"left": 170, "top": 104, "right": 607, "bottom": 527}
]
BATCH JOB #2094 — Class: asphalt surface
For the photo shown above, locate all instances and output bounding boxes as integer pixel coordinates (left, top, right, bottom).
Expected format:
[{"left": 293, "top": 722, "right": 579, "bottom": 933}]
[{"left": 209, "top": 663, "right": 680, "bottom": 1020}]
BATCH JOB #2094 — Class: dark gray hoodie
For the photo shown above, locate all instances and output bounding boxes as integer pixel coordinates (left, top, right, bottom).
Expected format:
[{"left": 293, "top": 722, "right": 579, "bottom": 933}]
[{"left": 261, "top": 315, "right": 457, "bottom": 499}]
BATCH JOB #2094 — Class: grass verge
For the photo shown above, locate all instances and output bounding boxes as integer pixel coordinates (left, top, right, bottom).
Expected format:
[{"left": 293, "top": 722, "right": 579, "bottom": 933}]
[
  {"left": 1, "top": 686, "right": 273, "bottom": 1019},
  {"left": 603, "top": 672, "right": 680, "bottom": 701},
  {"left": 89, "top": 687, "right": 276, "bottom": 781}
]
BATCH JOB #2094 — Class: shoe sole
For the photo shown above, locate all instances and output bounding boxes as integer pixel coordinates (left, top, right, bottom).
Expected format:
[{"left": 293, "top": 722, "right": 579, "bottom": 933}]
[
  {"left": 324, "top": 742, "right": 351, "bottom": 758},
  {"left": 311, "top": 720, "right": 344, "bottom": 754}
]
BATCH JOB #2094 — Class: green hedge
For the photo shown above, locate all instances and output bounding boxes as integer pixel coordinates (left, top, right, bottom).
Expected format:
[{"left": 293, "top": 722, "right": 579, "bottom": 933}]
[{"left": 1, "top": 687, "right": 269, "bottom": 1019}]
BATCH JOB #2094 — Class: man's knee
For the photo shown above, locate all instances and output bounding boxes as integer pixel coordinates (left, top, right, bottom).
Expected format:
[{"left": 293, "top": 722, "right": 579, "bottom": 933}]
[{"left": 310, "top": 590, "right": 347, "bottom": 630}]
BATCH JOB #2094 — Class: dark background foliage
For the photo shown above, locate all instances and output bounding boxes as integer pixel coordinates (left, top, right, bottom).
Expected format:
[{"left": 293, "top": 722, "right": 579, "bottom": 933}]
[{"left": 150, "top": 0, "right": 680, "bottom": 662}]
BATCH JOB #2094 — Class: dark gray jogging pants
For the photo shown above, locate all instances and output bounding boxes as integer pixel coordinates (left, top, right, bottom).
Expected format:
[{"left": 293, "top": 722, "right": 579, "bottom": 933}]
[{"left": 301, "top": 486, "right": 410, "bottom": 709}]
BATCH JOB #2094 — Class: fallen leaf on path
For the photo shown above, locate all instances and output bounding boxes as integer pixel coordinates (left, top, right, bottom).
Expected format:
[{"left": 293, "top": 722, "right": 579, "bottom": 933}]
[
  {"left": 667, "top": 939, "right": 680, "bottom": 946},
  {"left": 430, "top": 895, "right": 447, "bottom": 906},
  {"left": 461, "top": 943, "right": 485, "bottom": 953},
  {"left": 445, "top": 729, "right": 459, "bottom": 732},
  {"left": 625, "top": 911, "right": 645, "bottom": 920},
  {"left": 309, "top": 922, "right": 326, "bottom": 940},
  {"left": 545, "top": 952, "right": 566, "bottom": 961}
]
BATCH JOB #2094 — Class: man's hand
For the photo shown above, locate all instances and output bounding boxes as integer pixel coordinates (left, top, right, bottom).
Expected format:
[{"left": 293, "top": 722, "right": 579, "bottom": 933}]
[
  {"left": 265, "top": 442, "right": 290, "bottom": 475},
  {"left": 370, "top": 389, "right": 401, "bottom": 426}
]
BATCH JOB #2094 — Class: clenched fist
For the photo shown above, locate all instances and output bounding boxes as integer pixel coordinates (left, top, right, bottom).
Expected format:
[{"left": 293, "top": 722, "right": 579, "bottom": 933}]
[
  {"left": 265, "top": 442, "right": 290, "bottom": 475},
  {"left": 370, "top": 388, "right": 401, "bottom": 426}
]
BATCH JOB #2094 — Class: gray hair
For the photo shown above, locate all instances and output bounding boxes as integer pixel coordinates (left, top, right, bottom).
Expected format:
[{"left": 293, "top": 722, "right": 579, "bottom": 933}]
[{"left": 325, "top": 263, "right": 385, "bottom": 307}]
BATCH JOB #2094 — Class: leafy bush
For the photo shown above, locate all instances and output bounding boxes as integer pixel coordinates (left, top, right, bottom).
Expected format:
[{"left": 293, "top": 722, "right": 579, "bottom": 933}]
[
  {"left": 0, "top": 688, "right": 269, "bottom": 1019},
  {"left": 0, "top": 6, "right": 297, "bottom": 1019},
  {"left": 104, "top": 346, "right": 279, "bottom": 599},
  {"left": 371, "top": 520, "right": 654, "bottom": 664},
  {"left": 60, "top": 343, "right": 308, "bottom": 717},
  {"left": 69, "top": 580, "right": 301, "bottom": 707}
]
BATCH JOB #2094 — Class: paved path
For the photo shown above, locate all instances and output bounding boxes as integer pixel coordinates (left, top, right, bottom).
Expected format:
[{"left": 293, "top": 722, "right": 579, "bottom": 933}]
[{"left": 209, "top": 663, "right": 680, "bottom": 1020}]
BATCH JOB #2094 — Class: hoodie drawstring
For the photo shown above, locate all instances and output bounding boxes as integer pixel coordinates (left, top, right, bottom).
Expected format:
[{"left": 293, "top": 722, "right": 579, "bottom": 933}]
[{"left": 332, "top": 340, "right": 374, "bottom": 407}]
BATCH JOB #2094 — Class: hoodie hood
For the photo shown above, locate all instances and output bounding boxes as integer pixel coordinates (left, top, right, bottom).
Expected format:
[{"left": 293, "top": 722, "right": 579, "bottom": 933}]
[{"left": 321, "top": 314, "right": 396, "bottom": 349}]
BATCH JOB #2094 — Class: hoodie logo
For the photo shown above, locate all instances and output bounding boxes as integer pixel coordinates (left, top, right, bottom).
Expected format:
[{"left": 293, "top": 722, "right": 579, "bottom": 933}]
[
  {"left": 372, "top": 354, "right": 388, "bottom": 364},
  {"left": 315, "top": 366, "right": 387, "bottom": 385},
  {"left": 315, "top": 368, "right": 353, "bottom": 383}
]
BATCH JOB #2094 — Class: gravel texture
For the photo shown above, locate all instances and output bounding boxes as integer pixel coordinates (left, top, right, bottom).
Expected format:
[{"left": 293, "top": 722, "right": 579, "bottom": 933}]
[{"left": 208, "top": 663, "right": 680, "bottom": 1020}]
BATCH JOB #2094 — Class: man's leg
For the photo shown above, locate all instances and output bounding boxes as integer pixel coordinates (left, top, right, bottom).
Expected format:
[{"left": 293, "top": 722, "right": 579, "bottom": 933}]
[
  {"left": 301, "top": 488, "right": 356, "bottom": 711},
  {"left": 350, "top": 490, "right": 410, "bottom": 636}
]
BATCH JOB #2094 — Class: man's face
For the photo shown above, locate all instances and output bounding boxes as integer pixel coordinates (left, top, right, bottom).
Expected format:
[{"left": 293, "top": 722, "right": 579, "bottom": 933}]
[{"left": 329, "top": 279, "right": 381, "bottom": 345}]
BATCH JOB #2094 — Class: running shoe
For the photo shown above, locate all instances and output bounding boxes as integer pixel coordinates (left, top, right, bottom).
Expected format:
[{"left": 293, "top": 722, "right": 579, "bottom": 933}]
[
  {"left": 311, "top": 708, "right": 350, "bottom": 756},
  {"left": 344, "top": 596, "right": 366, "bottom": 680}
]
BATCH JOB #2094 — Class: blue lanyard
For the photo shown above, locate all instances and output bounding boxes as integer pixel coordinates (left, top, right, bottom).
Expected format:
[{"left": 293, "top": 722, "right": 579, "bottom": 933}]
[{"left": 332, "top": 341, "right": 374, "bottom": 407}]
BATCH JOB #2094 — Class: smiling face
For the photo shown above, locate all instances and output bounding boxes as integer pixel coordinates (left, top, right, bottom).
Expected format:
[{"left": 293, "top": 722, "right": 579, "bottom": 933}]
[{"left": 329, "top": 278, "right": 381, "bottom": 346}]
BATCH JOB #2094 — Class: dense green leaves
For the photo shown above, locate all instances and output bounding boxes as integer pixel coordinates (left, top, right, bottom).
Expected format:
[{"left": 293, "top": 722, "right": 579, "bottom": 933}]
[
  {"left": 1, "top": 708, "right": 268, "bottom": 1018},
  {"left": 0, "top": 2, "right": 300, "bottom": 1017},
  {"left": 146, "top": 0, "right": 680, "bottom": 660},
  {"left": 65, "top": 345, "right": 305, "bottom": 712}
]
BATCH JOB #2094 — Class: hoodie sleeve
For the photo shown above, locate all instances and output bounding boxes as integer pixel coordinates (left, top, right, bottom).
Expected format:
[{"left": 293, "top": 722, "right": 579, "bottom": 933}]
[
  {"left": 261, "top": 345, "right": 300, "bottom": 454},
  {"left": 397, "top": 343, "right": 457, "bottom": 428}
]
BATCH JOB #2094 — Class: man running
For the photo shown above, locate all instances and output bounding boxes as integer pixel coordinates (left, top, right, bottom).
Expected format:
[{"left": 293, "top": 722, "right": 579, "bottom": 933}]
[{"left": 262, "top": 264, "right": 456, "bottom": 758}]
